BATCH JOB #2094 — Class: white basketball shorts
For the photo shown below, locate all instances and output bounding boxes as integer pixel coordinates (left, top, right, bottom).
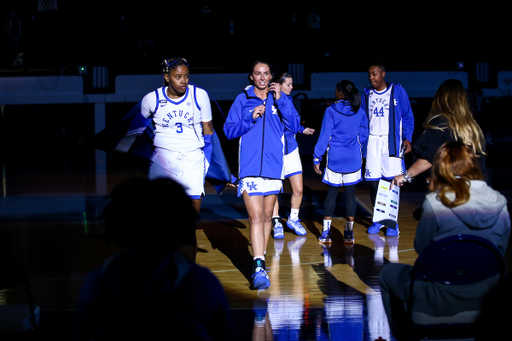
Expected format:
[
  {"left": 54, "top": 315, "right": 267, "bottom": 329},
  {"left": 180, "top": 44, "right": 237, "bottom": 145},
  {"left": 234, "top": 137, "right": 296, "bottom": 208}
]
[
  {"left": 323, "top": 168, "right": 362, "bottom": 187},
  {"left": 364, "top": 135, "right": 405, "bottom": 181},
  {"left": 148, "top": 147, "right": 206, "bottom": 199},
  {"left": 284, "top": 147, "right": 303, "bottom": 178},
  {"left": 238, "top": 177, "right": 283, "bottom": 197}
]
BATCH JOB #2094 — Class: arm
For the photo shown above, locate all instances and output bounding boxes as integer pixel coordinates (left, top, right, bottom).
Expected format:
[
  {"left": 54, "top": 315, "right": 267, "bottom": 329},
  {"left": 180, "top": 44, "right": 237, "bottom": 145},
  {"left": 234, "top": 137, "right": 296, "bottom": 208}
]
[
  {"left": 397, "top": 86, "right": 414, "bottom": 151},
  {"left": 359, "top": 110, "right": 369, "bottom": 145},
  {"left": 274, "top": 95, "right": 300, "bottom": 133},
  {"left": 313, "top": 108, "right": 334, "bottom": 166},
  {"left": 202, "top": 120, "right": 214, "bottom": 137},
  {"left": 392, "top": 158, "right": 432, "bottom": 187},
  {"left": 223, "top": 97, "right": 258, "bottom": 140},
  {"left": 198, "top": 88, "right": 213, "bottom": 138}
]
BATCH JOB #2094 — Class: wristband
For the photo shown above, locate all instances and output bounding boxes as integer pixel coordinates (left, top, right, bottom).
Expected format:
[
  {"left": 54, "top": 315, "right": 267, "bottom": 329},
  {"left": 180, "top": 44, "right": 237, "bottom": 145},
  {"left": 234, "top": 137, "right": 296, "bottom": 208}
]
[{"left": 403, "top": 172, "right": 412, "bottom": 183}]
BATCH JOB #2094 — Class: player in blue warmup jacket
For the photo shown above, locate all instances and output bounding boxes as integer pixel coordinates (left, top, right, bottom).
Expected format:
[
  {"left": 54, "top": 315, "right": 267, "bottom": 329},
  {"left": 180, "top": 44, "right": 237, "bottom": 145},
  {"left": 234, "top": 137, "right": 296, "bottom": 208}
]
[
  {"left": 271, "top": 72, "right": 315, "bottom": 240},
  {"left": 361, "top": 62, "right": 414, "bottom": 237},
  {"left": 224, "top": 61, "right": 299, "bottom": 290},
  {"left": 314, "top": 80, "right": 368, "bottom": 244}
]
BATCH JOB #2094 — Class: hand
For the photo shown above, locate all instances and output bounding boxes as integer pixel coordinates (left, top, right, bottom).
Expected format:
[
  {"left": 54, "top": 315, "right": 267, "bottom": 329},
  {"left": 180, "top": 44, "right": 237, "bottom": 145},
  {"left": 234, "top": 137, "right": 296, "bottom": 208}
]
[
  {"left": 392, "top": 174, "right": 405, "bottom": 188},
  {"left": 269, "top": 82, "right": 281, "bottom": 100},
  {"left": 403, "top": 140, "right": 412, "bottom": 154},
  {"left": 303, "top": 127, "right": 315, "bottom": 135},
  {"left": 313, "top": 164, "right": 322, "bottom": 175},
  {"left": 226, "top": 183, "right": 237, "bottom": 188},
  {"left": 252, "top": 105, "right": 266, "bottom": 120}
]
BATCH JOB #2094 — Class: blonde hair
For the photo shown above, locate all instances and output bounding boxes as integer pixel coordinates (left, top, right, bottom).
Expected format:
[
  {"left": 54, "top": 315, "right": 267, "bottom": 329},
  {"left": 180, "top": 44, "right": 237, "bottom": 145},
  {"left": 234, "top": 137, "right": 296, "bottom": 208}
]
[
  {"left": 424, "top": 79, "right": 486, "bottom": 156},
  {"left": 429, "top": 141, "right": 483, "bottom": 208}
]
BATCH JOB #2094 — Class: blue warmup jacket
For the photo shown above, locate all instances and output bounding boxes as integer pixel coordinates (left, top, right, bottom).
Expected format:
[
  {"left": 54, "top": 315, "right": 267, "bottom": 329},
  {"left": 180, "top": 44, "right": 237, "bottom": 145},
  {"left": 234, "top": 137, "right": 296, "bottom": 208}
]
[
  {"left": 313, "top": 100, "right": 368, "bottom": 174},
  {"left": 282, "top": 95, "right": 304, "bottom": 155},
  {"left": 224, "top": 86, "right": 299, "bottom": 180},
  {"left": 361, "top": 83, "right": 414, "bottom": 158}
]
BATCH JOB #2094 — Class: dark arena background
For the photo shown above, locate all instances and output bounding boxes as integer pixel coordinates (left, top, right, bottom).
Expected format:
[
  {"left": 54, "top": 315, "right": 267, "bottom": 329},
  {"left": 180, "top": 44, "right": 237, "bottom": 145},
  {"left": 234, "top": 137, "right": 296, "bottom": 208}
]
[{"left": 0, "top": 1, "right": 510, "bottom": 340}]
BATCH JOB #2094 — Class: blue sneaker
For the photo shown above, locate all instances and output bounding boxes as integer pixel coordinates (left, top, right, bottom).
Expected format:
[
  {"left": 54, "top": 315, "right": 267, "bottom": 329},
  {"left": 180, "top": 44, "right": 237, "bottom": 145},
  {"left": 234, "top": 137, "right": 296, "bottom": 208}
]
[
  {"left": 273, "top": 221, "right": 284, "bottom": 239},
  {"left": 385, "top": 224, "right": 400, "bottom": 237},
  {"left": 287, "top": 218, "right": 307, "bottom": 236},
  {"left": 318, "top": 229, "right": 331, "bottom": 244},
  {"left": 344, "top": 230, "right": 355, "bottom": 244},
  {"left": 367, "top": 222, "right": 384, "bottom": 234},
  {"left": 252, "top": 268, "right": 270, "bottom": 289}
]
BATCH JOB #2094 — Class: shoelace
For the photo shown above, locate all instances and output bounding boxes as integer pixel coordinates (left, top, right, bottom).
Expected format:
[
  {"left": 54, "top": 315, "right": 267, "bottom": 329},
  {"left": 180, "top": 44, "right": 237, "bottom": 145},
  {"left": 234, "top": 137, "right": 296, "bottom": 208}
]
[{"left": 252, "top": 267, "right": 270, "bottom": 278}]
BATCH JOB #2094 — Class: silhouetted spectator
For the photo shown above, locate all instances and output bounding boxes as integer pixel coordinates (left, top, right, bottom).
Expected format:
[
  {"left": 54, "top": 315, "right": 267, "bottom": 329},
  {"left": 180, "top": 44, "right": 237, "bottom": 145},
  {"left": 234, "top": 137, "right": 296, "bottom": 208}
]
[{"left": 76, "top": 177, "right": 234, "bottom": 340}]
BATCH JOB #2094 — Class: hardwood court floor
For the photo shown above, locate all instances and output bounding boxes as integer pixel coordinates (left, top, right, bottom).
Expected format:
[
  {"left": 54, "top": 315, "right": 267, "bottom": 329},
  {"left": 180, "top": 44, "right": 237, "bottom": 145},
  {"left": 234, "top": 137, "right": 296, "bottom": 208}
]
[{"left": 1, "top": 167, "right": 511, "bottom": 340}]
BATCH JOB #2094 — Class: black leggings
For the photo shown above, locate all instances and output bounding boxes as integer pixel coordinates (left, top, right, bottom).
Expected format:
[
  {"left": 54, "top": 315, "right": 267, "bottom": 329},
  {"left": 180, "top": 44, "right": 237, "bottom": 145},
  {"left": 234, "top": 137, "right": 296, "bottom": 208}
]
[
  {"left": 369, "top": 180, "right": 379, "bottom": 208},
  {"left": 369, "top": 179, "right": 392, "bottom": 208},
  {"left": 324, "top": 184, "right": 356, "bottom": 218}
]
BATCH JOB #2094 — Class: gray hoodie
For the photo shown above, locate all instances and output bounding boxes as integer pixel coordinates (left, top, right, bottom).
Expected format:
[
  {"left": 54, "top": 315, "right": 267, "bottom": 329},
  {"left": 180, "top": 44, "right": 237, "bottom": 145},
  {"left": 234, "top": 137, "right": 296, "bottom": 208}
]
[
  {"left": 415, "top": 180, "right": 510, "bottom": 255},
  {"left": 410, "top": 180, "right": 510, "bottom": 317}
]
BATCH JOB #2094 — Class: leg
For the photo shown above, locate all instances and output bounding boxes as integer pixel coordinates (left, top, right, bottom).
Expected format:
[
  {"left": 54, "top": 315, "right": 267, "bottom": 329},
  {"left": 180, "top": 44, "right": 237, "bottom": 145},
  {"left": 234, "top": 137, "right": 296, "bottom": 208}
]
[
  {"left": 263, "top": 195, "right": 277, "bottom": 250},
  {"left": 272, "top": 198, "right": 280, "bottom": 218},
  {"left": 343, "top": 184, "right": 357, "bottom": 243},
  {"left": 379, "top": 263, "right": 414, "bottom": 340},
  {"left": 369, "top": 180, "right": 379, "bottom": 208},
  {"left": 192, "top": 198, "right": 201, "bottom": 214},
  {"left": 344, "top": 184, "right": 356, "bottom": 221},
  {"left": 286, "top": 174, "right": 306, "bottom": 235},
  {"left": 288, "top": 173, "right": 304, "bottom": 213},
  {"left": 323, "top": 185, "right": 339, "bottom": 219},
  {"left": 243, "top": 192, "right": 276, "bottom": 289},
  {"left": 272, "top": 198, "right": 284, "bottom": 239},
  {"left": 319, "top": 185, "right": 338, "bottom": 244},
  {"left": 367, "top": 180, "right": 384, "bottom": 234},
  {"left": 243, "top": 193, "right": 267, "bottom": 258}
]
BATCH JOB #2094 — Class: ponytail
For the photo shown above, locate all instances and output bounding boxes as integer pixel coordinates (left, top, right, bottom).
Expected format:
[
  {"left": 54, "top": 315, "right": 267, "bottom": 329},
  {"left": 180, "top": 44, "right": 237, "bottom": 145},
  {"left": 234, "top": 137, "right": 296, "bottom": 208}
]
[{"left": 336, "top": 80, "right": 361, "bottom": 112}]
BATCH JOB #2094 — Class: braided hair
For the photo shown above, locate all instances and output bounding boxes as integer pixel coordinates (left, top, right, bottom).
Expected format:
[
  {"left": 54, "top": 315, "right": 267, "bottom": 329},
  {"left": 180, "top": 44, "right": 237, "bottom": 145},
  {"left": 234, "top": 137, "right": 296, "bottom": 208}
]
[{"left": 161, "top": 57, "right": 189, "bottom": 73}]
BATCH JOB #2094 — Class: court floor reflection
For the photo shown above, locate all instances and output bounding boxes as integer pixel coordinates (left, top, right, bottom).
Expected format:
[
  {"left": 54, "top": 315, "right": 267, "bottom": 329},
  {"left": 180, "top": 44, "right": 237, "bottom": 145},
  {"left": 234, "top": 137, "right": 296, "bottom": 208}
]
[
  {"left": 198, "top": 215, "right": 405, "bottom": 341},
  {"left": 0, "top": 171, "right": 421, "bottom": 340}
]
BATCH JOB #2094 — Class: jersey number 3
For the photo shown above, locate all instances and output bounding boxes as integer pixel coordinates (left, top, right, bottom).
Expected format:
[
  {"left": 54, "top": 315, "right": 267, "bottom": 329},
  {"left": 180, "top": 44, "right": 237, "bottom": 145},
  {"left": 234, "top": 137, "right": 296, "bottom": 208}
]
[{"left": 175, "top": 122, "right": 183, "bottom": 133}]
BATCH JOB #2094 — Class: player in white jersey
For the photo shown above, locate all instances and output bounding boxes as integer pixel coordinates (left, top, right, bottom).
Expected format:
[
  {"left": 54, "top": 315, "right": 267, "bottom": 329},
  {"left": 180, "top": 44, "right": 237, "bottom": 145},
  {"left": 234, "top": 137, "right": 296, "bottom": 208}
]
[
  {"left": 362, "top": 63, "right": 414, "bottom": 237},
  {"left": 145, "top": 58, "right": 213, "bottom": 213}
]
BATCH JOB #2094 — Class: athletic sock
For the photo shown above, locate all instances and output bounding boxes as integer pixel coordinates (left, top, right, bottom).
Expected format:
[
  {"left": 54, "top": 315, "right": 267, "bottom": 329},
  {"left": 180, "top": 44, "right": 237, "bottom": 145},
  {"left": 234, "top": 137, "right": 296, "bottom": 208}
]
[
  {"left": 272, "top": 216, "right": 280, "bottom": 226},
  {"left": 346, "top": 220, "right": 354, "bottom": 231},
  {"left": 253, "top": 256, "right": 266, "bottom": 272},
  {"left": 289, "top": 208, "right": 299, "bottom": 221},
  {"left": 323, "top": 219, "right": 332, "bottom": 231}
]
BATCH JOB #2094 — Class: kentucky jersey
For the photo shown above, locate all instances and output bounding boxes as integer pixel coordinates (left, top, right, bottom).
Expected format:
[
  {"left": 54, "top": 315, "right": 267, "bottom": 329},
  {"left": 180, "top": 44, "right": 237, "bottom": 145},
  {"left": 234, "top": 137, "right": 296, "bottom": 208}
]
[
  {"left": 141, "top": 85, "right": 212, "bottom": 152},
  {"left": 368, "top": 84, "right": 393, "bottom": 136}
]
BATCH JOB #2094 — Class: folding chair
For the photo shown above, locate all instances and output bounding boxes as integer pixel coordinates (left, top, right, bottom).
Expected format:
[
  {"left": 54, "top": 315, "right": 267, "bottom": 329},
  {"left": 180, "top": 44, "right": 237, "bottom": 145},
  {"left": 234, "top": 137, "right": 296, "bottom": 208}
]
[
  {"left": 406, "top": 234, "right": 505, "bottom": 340},
  {"left": 0, "top": 248, "right": 40, "bottom": 333}
]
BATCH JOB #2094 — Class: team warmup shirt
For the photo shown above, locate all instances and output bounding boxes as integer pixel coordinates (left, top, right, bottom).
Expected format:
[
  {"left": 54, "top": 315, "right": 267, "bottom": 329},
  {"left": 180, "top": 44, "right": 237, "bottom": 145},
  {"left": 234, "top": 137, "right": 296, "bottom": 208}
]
[
  {"left": 141, "top": 84, "right": 212, "bottom": 153},
  {"left": 368, "top": 85, "right": 393, "bottom": 136}
]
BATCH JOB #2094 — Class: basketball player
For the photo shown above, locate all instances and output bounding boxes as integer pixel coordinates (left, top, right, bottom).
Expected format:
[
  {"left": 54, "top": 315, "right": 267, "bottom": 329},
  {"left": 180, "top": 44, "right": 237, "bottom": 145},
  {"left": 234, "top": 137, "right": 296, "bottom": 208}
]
[
  {"left": 144, "top": 58, "right": 213, "bottom": 213},
  {"left": 362, "top": 63, "right": 414, "bottom": 236},
  {"left": 271, "top": 72, "right": 315, "bottom": 239},
  {"left": 224, "top": 61, "right": 299, "bottom": 290}
]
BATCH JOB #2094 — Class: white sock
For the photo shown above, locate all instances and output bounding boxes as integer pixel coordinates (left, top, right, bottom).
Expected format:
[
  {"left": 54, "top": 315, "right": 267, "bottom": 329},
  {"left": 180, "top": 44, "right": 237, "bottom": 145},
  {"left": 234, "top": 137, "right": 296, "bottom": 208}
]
[
  {"left": 290, "top": 208, "right": 299, "bottom": 221},
  {"left": 346, "top": 220, "right": 354, "bottom": 231},
  {"left": 323, "top": 219, "right": 332, "bottom": 231}
]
